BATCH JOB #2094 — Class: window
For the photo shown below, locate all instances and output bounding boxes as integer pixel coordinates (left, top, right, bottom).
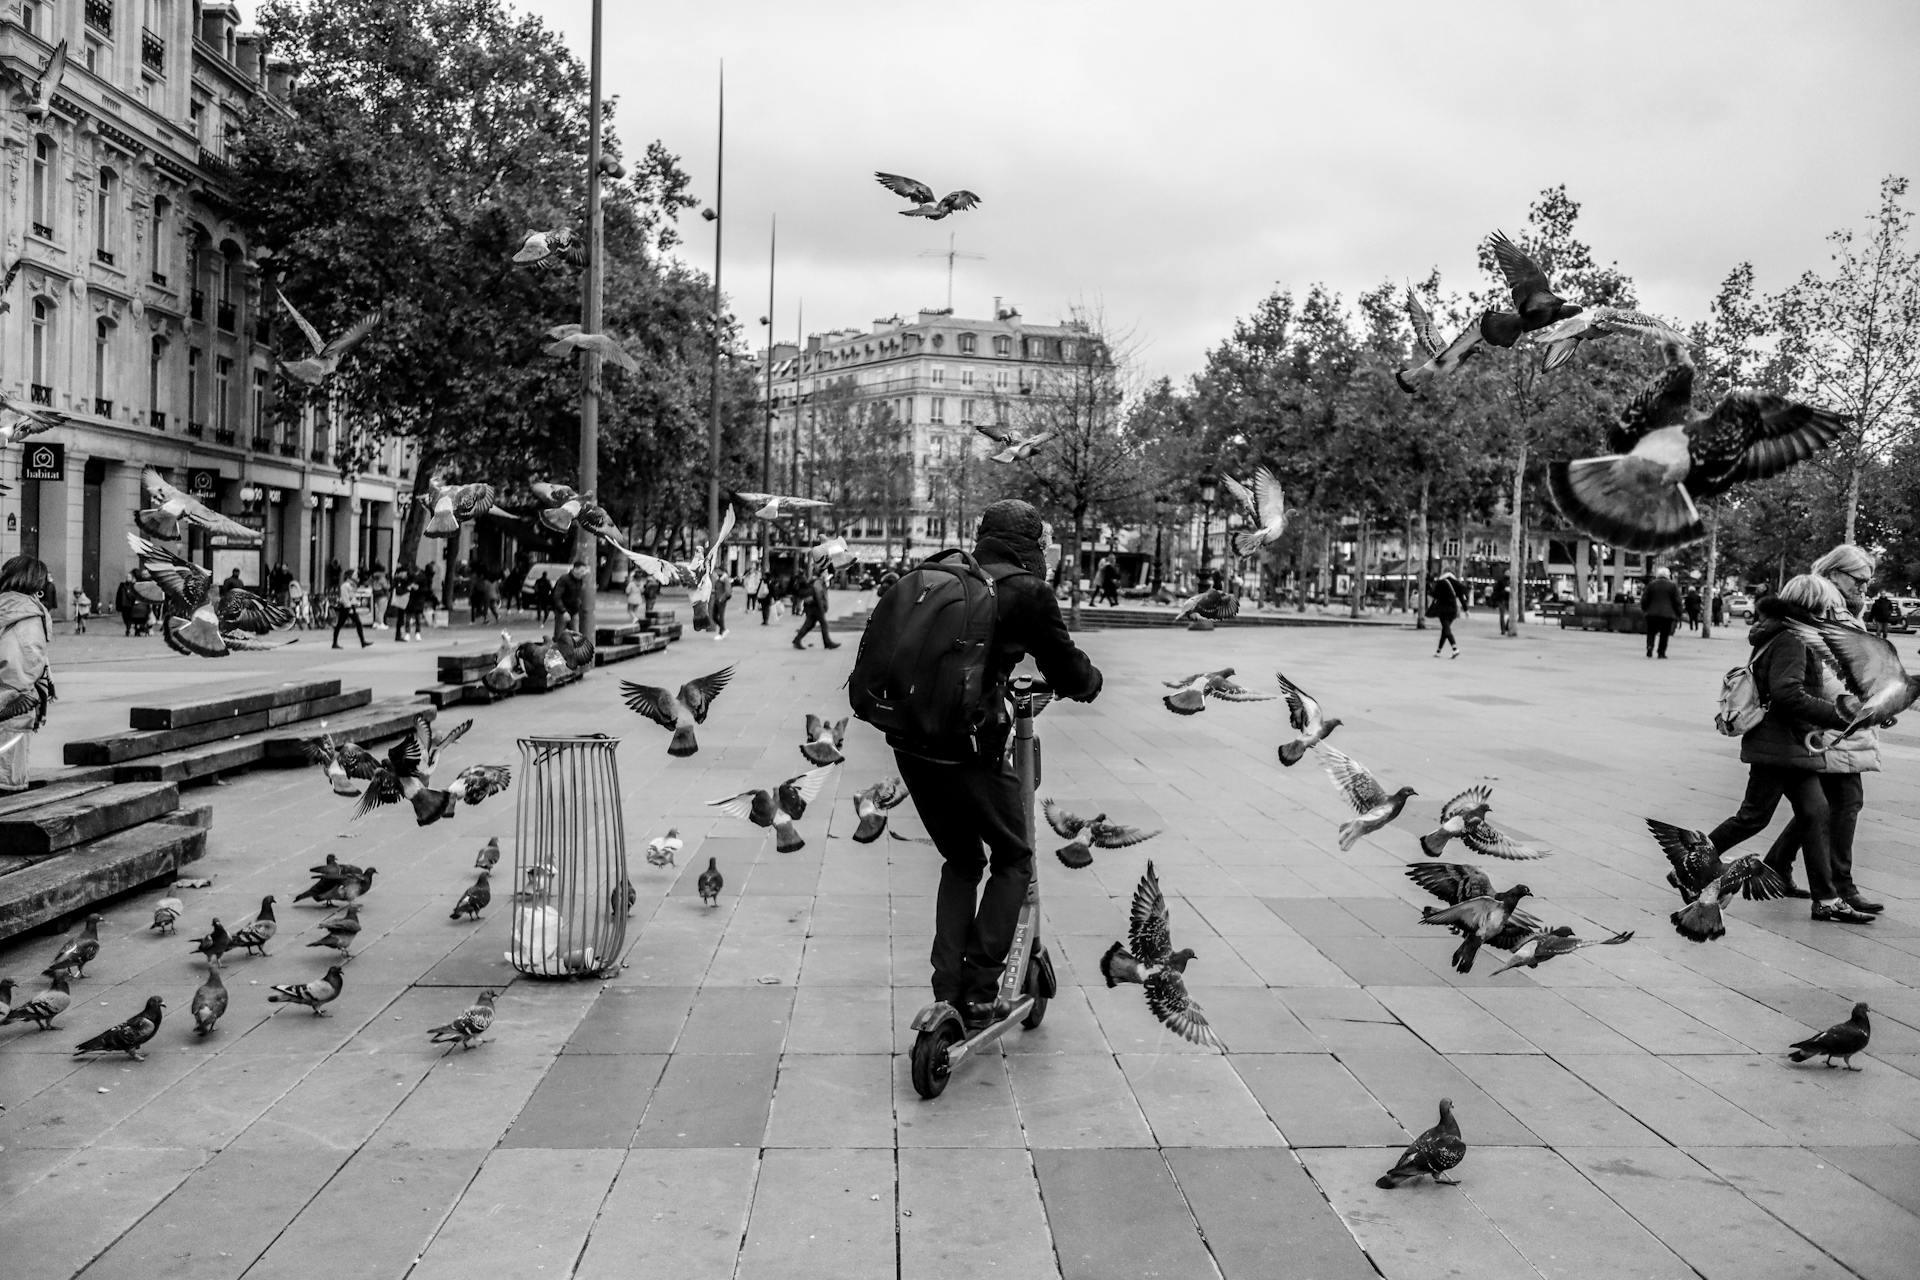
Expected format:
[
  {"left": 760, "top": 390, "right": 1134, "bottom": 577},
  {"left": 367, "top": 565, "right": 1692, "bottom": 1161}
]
[
  {"left": 149, "top": 196, "right": 169, "bottom": 282},
  {"left": 22, "top": 1, "right": 36, "bottom": 36},
  {"left": 958, "top": 333, "right": 977, "bottom": 354},
  {"left": 931, "top": 365, "right": 945, "bottom": 386},
  {"left": 960, "top": 368, "right": 974, "bottom": 386},
  {"left": 88, "top": 0, "right": 116, "bottom": 37},
  {"left": 213, "top": 356, "right": 232, "bottom": 431},
  {"left": 993, "top": 335, "right": 1012, "bottom": 356},
  {"left": 1062, "top": 340, "right": 1077, "bottom": 360},
  {"left": 960, "top": 399, "right": 975, "bottom": 425},
  {"left": 994, "top": 399, "right": 1009, "bottom": 425},
  {"left": 994, "top": 369, "right": 1010, "bottom": 390},
  {"left": 1440, "top": 539, "right": 1461, "bottom": 559},
  {"left": 95, "top": 167, "right": 117, "bottom": 264},
  {"left": 187, "top": 347, "right": 201, "bottom": 420},
  {"left": 149, "top": 336, "right": 166, "bottom": 418},
  {"left": 189, "top": 99, "right": 204, "bottom": 143},
  {"left": 95, "top": 319, "right": 115, "bottom": 407},
  {"left": 930, "top": 397, "right": 945, "bottom": 424},
  {"left": 31, "top": 299, "right": 53, "bottom": 389},
  {"left": 30, "top": 137, "right": 55, "bottom": 237},
  {"left": 252, "top": 367, "right": 268, "bottom": 429}
]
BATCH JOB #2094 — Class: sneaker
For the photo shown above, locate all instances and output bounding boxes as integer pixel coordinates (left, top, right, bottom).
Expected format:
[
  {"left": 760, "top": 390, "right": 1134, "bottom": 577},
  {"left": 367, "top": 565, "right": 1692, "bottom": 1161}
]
[
  {"left": 1844, "top": 894, "right": 1885, "bottom": 914},
  {"left": 824, "top": 641, "right": 841, "bottom": 650},
  {"left": 1449, "top": 649, "right": 1459, "bottom": 659},
  {"left": 1812, "top": 900, "right": 1875, "bottom": 924}
]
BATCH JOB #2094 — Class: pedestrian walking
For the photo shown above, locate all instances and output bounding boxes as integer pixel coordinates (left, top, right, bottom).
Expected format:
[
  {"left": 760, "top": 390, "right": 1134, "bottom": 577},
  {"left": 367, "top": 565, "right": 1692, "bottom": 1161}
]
[
  {"left": 1487, "top": 578, "right": 1511, "bottom": 634},
  {"left": 287, "top": 578, "right": 310, "bottom": 629},
  {"left": 1641, "top": 566, "right": 1683, "bottom": 658},
  {"left": 530, "top": 572, "right": 553, "bottom": 625},
  {"left": 1426, "top": 570, "right": 1465, "bottom": 657},
  {"left": 1096, "top": 555, "right": 1121, "bottom": 606},
  {"left": 711, "top": 574, "right": 734, "bottom": 639},
  {"left": 1683, "top": 586, "right": 1702, "bottom": 631},
  {"left": 332, "top": 571, "right": 371, "bottom": 649},
  {"left": 1867, "top": 590, "right": 1897, "bottom": 640},
  {"left": 1710, "top": 592, "right": 1725, "bottom": 627},
  {"left": 406, "top": 568, "right": 434, "bottom": 641},
  {"left": 369, "top": 566, "right": 391, "bottom": 630},
  {"left": 0, "top": 556, "right": 55, "bottom": 794},
  {"left": 554, "top": 562, "right": 589, "bottom": 633},
  {"left": 742, "top": 567, "right": 762, "bottom": 621},
  {"left": 793, "top": 568, "right": 838, "bottom": 650}
]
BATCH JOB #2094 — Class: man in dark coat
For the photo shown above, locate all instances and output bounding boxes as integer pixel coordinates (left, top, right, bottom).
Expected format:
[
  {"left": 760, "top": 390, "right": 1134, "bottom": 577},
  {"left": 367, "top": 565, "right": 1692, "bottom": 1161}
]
[
  {"left": 1683, "top": 587, "right": 1703, "bottom": 631},
  {"left": 1641, "top": 566, "right": 1684, "bottom": 658},
  {"left": 891, "top": 499, "right": 1103, "bottom": 1026},
  {"left": 793, "top": 568, "right": 837, "bottom": 649},
  {"left": 1427, "top": 570, "right": 1465, "bottom": 657}
]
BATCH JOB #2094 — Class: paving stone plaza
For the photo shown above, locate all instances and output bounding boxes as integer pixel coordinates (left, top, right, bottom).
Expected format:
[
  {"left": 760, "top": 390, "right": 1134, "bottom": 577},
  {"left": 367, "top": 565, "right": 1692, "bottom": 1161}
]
[{"left": 2, "top": 605, "right": 1917, "bottom": 1279}]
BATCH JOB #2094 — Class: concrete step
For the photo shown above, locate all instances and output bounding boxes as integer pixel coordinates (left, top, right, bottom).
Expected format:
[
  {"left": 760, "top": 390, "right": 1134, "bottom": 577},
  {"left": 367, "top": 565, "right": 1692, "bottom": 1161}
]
[{"left": 0, "top": 806, "right": 212, "bottom": 942}]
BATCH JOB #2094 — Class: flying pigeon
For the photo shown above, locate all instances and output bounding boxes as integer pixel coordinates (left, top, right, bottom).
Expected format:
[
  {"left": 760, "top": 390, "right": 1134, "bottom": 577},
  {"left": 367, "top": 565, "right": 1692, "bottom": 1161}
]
[
  {"left": 191, "top": 962, "right": 228, "bottom": 1035},
  {"left": 0, "top": 977, "right": 13, "bottom": 1021},
  {"left": 850, "top": 779, "right": 909, "bottom": 844},
  {"left": 1490, "top": 925, "right": 1636, "bottom": 975},
  {"left": 1788, "top": 1002, "right": 1871, "bottom": 1070},
  {"left": 1418, "top": 784, "right": 1547, "bottom": 860},
  {"left": 229, "top": 896, "right": 278, "bottom": 957},
  {"left": 1670, "top": 854, "right": 1787, "bottom": 943},
  {"left": 0, "top": 397, "right": 59, "bottom": 446},
  {"left": 621, "top": 666, "right": 734, "bottom": 756},
  {"left": 475, "top": 837, "right": 501, "bottom": 871},
  {"left": 1376, "top": 1098, "right": 1465, "bottom": 1188},
  {"left": 1220, "top": 466, "right": 1287, "bottom": 556},
  {"left": 303, "top": 731, "right": 382, "bottom": 797},
  {"left": 697, "top": 856, "right": 724, "bottom": 907},
  {"left": 419, "top": 476, "right": 496, "bottom": 538},
  {"left": 450, "top": 764, "right": 512, "bottom": 809},
  {"left": 1274, "top": 669, "right": 1341, "bottom": 765},
  {"left": 127, "top": 532, "right": 292, "bottom": 658},
  {"left": 73, "top": 995, "right": 165, "bottom": 1061},
  {"left": 1100, "top": 860, "right": 1225, "bottom": 1051},
  {"left": 150, "top": 896, "right": 184, "bottom": 935},
  {"left": 708, "top": 765, "right": 836, "bottom": 852},
  {"left": 188, "top": 918, "right": 232, "bottom": 966},
  {"left": 644, "top": 828, "right": 683, "bottom": 867},
  {"left": 451, "top": 870, "right": 491, "bottom": 921},
  {"left": 294, "top": 864, "right": 378, "bottom": 907},
  {"left": 513, "top": 227, "right": 584, "bottom": 270},
  {"left": 135, "top": 469, "right": 260, "bottom": 542},
  {"left": 1529, "top": 305, "right": 1687, "bottom": 372},
  {"left": 530, "top": 481, "right": 588, "bottom": 534},
  {"left": 1321, "top": 748, "right": 1417, "bottom": 851},
  {"left": 1646, "top": 818, "right": 1785, "bottom": 907},
  {"left": 684, "top": 505, "right": 739, "bottom": 630},
  {"left": 428, "top": 989, "right": 499, "bottom": 1053},
  {"left": 1170, "top": 588, "right": 1240, "bottom": 623},
  {"left": 269, "top": 965, "right": 345, "bottom": 1015},
  {"left": 1162, "top": 667, "right": 1273, "bottom": 715},
  {"left": 810, "top": 533, "right": 855, "bottom": 569},
  {"left": 984, "top": 428, "right": 1056, "bottom": 464},
  {"left": 1420, "top": 884, "right": 1534, "bottom": 973},
  {"left": 1044, "top": 799, "right": 1160, "bottom": 870},
  {"left": 1781, "top": 617, "right": 1920, "bottom": 742},
  {"left": 8, "top": 37, "right": 67, "bottom": 123},
  {"left": 276, "top": 291, "right": 381, "bottom": 387},
  {"left": 351, "top": 718, "right": 454, "bottom": 825},
  {"left": 308, "top": 903, "right": 363, "bottom": 957},
  {"left": 1, "top": 972, "right": 70, "bottom": 1030},
  {"left": 1549, "top": 344, "right": 1848, "bottom": 552},
  {"left": 45, "top": 913, "right": 102, "bottom": 978},
  {"left": 1395, "top": 286, "right": 1486, "bottom": 391},
  {"left": 727, "top": 489, "right": 833, "bottom": 522},
  {"left": 873, "top": 172, "right": 981, "bottom": 219},
  {"left": 544, "top": 323, "right": 638, "bottom": 373},
  {"left": 482, "top": 632, "right": 525, "bottom": 694},
  {"left": 1480, "top": 231, "right": 1583, "bottom": 348},
  {"left": 800, "top": 713, "right": 849, "bottom": 765}
]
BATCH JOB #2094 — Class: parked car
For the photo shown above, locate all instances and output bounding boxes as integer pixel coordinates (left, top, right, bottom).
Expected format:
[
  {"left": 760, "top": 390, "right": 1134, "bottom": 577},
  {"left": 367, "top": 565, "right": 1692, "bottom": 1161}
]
[
  {"left": 1880, "top": 596, "right": 1920, "bottom": 632},
  {"left": 1726, "top": 592, "right": 1755, "bottom": 621}
]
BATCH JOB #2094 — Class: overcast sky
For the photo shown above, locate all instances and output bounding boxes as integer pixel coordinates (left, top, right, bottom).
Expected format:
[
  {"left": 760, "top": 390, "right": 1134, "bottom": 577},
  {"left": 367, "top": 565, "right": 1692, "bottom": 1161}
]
[{"left": 523, "top": 0, "right": 1920, "bottom": 383}]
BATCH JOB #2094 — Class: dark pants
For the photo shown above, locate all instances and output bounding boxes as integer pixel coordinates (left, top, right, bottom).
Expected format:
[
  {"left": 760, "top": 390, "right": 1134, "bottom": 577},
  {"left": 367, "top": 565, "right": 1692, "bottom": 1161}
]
[
  {"left": 761, "top": 593, "right": 773, "bottom": 624},
  {"left": 1708, "top": 764, "right": 1840, "bottom": 899},
  {"left": 1435, "top": 615, "right": 1457, "bottom": 651},
  {"left": 795, "top": 612, "right": 831, "bottom": 646},
  {"left": 1686, "top": 611, "right": 1701, "bottom": 631},
  {"left": 1754, "top": 774, "right": 1863, "bottom": 899},
  {"left": 712, "top": 596, "right": 729, "bottom": 633},
  {"left": 896, "top": 749, "right": 1032, "bottom": 1005},
  {"left": 332, "top": 606, "right": 366, "bottom": 647},
  {"left": 1646, "top": 617, "right": 1676, "bottom": 656}
]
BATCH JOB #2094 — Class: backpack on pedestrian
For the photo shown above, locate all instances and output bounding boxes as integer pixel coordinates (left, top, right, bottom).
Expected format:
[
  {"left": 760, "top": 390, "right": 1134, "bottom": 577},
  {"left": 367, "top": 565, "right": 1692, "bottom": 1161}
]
[
  {"left": 1715, "top": 639, "right": 1775, "bottom": 736},
  {"left": 847, "top": 549, "right": 1026, "bottom": 758}
]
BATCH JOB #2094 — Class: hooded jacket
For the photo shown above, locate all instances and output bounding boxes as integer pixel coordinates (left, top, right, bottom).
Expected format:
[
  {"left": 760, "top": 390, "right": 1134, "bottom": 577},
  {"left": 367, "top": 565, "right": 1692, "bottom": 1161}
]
[
  {"left": 0, "top": 590, "right": 52, "bottom": 732},
  {"left": 1741, "top": 597, "right": 1878, "bottom": 772}
]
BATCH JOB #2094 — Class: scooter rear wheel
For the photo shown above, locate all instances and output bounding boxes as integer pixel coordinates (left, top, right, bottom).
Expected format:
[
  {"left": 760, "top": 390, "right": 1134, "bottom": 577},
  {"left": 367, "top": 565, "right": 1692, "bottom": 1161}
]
[{"left": 910, "top": 1020, "right": 961, "bottom": 1099}]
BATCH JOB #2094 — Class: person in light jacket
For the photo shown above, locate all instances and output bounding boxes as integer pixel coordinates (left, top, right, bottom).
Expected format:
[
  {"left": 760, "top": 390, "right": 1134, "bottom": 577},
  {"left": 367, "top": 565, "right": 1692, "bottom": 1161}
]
[{"left": 0, "top": 555, "right": 55, "bottom": 792}]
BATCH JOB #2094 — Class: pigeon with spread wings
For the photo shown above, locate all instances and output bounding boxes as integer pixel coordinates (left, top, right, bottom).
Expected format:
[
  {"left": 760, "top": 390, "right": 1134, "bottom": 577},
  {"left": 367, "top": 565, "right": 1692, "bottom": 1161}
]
[
  {"left": 530, "top": 481, "right": 588, "bottom": 534},
  {"left": 800, "top": 713, "right": 849, "bottom": 765},
  {"left": 621, "top": 666, "right": 734, "bottom": 757},
  {"left": 873, "top": 172, "right": 981, "bottom": 220},
  {"left": 1395, "top": 286, "right": 1485, "bottom": 392},
  {"left": 1170, "top": 587, "right": 1239, "bottom": 624},
  {"left": 1781, "top": 616, "right": 1920, "bottom": 742},
  {"left": 728, "top": 488, "right": 834, "bottom": 522},
  {"left": 7, "top": 37, "right": 67, "bottom": 123},
  {"left": 137, "top": 468, "right": 260, "bottom": 542},
  {"left": 1320, "top": 747, "right": 1417, "bottom": 851},
  {"left": 303, "top": 731, "right": 382, "bottom": 797},
  {"left": 1491, "top": 925, "right": 1635, "bottom": 975},
  {"left": 1419, "top": 883, "right": 1534, "bottom": 973},
  {"left": 1044, "top": 800, "right": 1160, "bottom": 869},
  {"left": 1100, "top": 861, "right": 1225, "bottom": 1051},
  {"left": 1220, "top": 467, "right": 1287, "bottom": 557},
  {"left": 1480, "top": 230, "right": 1583, "bottom": 348},
  {"left": 127, "top": 532, "right": 292, "bottom": 658},
  {"left": 1162, "top": 667, "right": 1273, "bottom": 715},
  {"left": 513, "top": 227, "right": 584, "bottom": 270},
  {"left": 1418, "top": 784, "right": 1547, "bottom": 860},
  {"left": 1529, "top": 305, "right": 1686, "bottom": 373},
  {"left": 351, "top": 719, "right": 454, "bottom": 825},
  {"left": 1549, "top": 344, "right": 1848, "bottom": 552},
  {"left": 545, "top": 323, "right": 638, "bottom": 373},
  {"left": 419, "top": 476, "right": 496, "bottom": 539},
  {"left": 708, "top": 764, "right": 836, "bottom": 853},
  {"left": 977, "top": 427, "right": 1054, "bottom": 464},
  {"left": 276, "top": 291, "right": 381, "bottom": 388},
  {"left": 850, "top": 778, "right": 909, "bottom": 844},
  {"left": 1274, "top": 669, "right": 1341, "bottom": 765}
]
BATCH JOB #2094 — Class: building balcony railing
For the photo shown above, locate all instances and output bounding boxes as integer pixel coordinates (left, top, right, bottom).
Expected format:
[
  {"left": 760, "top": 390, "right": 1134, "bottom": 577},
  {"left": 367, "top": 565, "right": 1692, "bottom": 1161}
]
[
  {"left": 151, "top": 269, "right": 168, "bottom": 287},
  {"left": 150, "top": 409, "right": 167, "bottom": 430},
  {"left": 95, "top": 397, "right": 113, "bottom": 418},
  {"left": 187, "top": 421, "right": 205, "bottom": 438},
  {"left": 86, "top": 0, "right": 113, "bottom": 37},
  {"left": 216, "top": 301, "right": 236, "bottom": 332},
  {"left": 30, "top": 384, "right": 53, "bottom": 405},
  {"left": 278, "top": 441, "right": 299, "bottom": 458},
  {"left": 198, "top": 147, "right": 230, "bottom": 180},
  {"left": 31, "top": 222, "right": 53, "bottom": 240},
  {"left": 142, "top": 27, "right": 166, "bottom": 72},
  {"left": 213, "top": 426, "right": 234, "bottom": 445},
  {"left": 189, "top": 290, "right": 205, "bottom": 320},
  {"left": 375, "top": 459, "right": 392, "bottom": 475},
  {"left": 309, "top": 447, "right": 329, "bottom": 463},
  {"left": 96, "top": 248, "right": 115, "bottom": 267},
  {"left": 251, "top": 433, "right": 272, "bottom": 451}
]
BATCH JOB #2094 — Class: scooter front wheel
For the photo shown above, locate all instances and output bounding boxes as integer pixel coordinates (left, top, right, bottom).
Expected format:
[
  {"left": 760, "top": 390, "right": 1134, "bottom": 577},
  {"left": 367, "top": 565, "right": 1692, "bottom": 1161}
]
[
  {"left": 1021, "top": 942, "right": 1056, "bottom": 1030},
  {"left": 910, "top": 1020, "right": 961, "bottom": 1099}
]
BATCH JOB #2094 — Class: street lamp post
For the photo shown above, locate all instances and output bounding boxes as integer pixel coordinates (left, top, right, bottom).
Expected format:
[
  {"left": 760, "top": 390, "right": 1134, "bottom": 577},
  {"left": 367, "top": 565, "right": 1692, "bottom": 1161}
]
[
  {"left": 706, "top": 63, "right": 725, "bottom": 550},
  {"left": 1198, "top": 468, "right": 1217, "bottom": 589},
  {"left": 1152, "top": 494, "right": 1168, "bottom": 593},
  {"left": 576, "top": 0, "right": 606, "bottom": 643}
]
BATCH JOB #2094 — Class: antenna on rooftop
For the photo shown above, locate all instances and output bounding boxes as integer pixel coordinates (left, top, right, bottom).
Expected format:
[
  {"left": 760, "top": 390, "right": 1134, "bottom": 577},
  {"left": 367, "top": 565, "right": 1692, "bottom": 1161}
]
[{"left": 917, "top": 233, "right": 986, "bottom": 311}]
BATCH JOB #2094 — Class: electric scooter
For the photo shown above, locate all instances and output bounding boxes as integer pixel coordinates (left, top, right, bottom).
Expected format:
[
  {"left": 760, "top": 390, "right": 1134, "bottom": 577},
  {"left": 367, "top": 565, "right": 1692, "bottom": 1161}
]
[{"left": 908, "top": 673, "right": 1059, "bottom": 1100}]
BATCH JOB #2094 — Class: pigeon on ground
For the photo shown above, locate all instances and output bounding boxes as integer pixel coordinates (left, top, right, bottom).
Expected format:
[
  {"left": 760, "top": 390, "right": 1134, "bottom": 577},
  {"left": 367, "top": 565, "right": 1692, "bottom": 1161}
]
[
  {"left": 451, "top": 871, "right": 491, "bottom": 921},
  {"left": 449, "top": 764, "right": 512, "bottom": 810},
  {"left": 1490, "top": 925, "right": 1636, "bottom": 975},
  {"left": 1044, "top": 799, "right": 1160, "bottom": 869},
  {"left": 276, "top": 291, "right": 381, "bottom": 387},
  {"left": 1549, "top": 344, "right": 1848, "bottom": 552},
  {"left": 645, "top": 828, "right": 683, "bottom": 867},
  {"left": 800, "top": 713, "right": 849, "bottom": 765},
  {"left": 482, "top": 631, "right": 525, "bottom": 694},
  {"left": 850, "top": 779, "right": 909, "bottom": 844},
  {"left": 7, "top": 36, "right": 67, "bottom": 123},
  {"left": 427, "top": 989, "right": 498, "bottom": 1053},
  {"left": 150, "top": 897, "right": 185, "bottom": 935},
  {"left": 419, "top": 476, "right": 496, "bottom": 538},
  {"left": 708, "top": 765, "right": 836, "bottom": 852},
  {"left": 2, "top": 973, "right": 70, "bottom": 1029},
  {"left": 308, "top": 904, "right": 363, "bottom": 957},
  {"left": 73, "top": 996, "right": 165, "bottom": 1061},
  {"left": 303, "top": 731, "right": 381, "bottom": 797},
  {"left": 610, "top": 874, "right": 636, "bottom": 917},
  {"left": 187, "top": 918, "right": 233, "bottom": 966},
  {"left": 530, "top": 481, "right": 588, "bottom": 534},
  {"left": 475, "top": 837, "right": 501, "bottom": 871},
  {"left": 45, "top": 913, "right": 102, "bottom": 978},
  {"left": 269, "top": 965, "right": 344, "bottom": 1015},
  {"left": 1274, "top": 669, "right": 1341, "bottom": 765},
  {"left": 622, "top": 666, "right": 734, "bottom": 757},
  {"left": 1395, "top": 286, "right": 1486, "bottom": 391},
  {"left": 1418, "top": 784, "right": 1547, "bottom": 860},
  {"left": 727, "top": 489, "right": 833, "bottom": 523},
  {"left": 0, "top": 978, "right": 12, "bottom": 1021},
  {"left": 191, "top": 962, "right": 228, "bottom": 1035},
  {"left": 1100, "top": 861, "right": 1225, "bottom": 1050},
  {"left": 1221, "top": 467, "right": 1287, "bottom": 556},
  {"left": 697, "top": 856, "right": 724, "bottom": 907},
  {"left": 294, "top": 865, "right": 378, "bottom": 907},
  {"left": 513, "top": 227, "right": 583, "bottom": 270},
  {"left": 229, "top": 896, "right": 278, "bottom": 957},
  {"left": 1480, "top": 231, "right": 1583, "bottom": 348},
  {"left": 1788, "top": 1003, "right": 1871, "bottom": 1070},
  {"left": 873, "top": 172, "right": 981, "bottom": 219},
  {"left": 1170, "top": 588, "right": 1240, "bottom": 624},
  {"left": 544, "top": 323, "right": 638, "bottom": 373},
  {"left": 1376, "top": 1098, "right": 1466, "bottom": 1188},
  {"left": 521, "top": 860, "right": 557, "bottom": 901},
  {"left": 1419, "top": 883, "right": 1534, "bottom": 973},
  {"left": 1529, "top": 305, "right": 1686, "bottom": 372},
  {"left": 1781, "top": 618, "right": 1920, "bottom": 742},
  {"left": 1321, "top": 748, "right": 1418, "bottom": 851},
  {"left": 1162, "top": 667, "right": 1273, "bottom": 715}
]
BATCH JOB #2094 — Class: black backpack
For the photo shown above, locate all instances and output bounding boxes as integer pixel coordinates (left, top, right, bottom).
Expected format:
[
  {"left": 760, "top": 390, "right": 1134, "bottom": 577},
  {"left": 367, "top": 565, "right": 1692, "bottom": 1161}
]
[{"left": 848, "top": 549, "right": 1025, "bottom": 757}]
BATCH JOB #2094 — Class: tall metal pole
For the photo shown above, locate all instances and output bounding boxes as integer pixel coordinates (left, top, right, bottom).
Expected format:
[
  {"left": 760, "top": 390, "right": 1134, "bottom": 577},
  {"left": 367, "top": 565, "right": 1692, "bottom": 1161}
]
[
  {"left": 761, "top": 217, "right": 775, "bottom": 574},
  {"left": 575, "top": 0, "right": 604, "bottom": 643},
  {"left": 706, "top": 62, "right": 725, "bottom": 551}
]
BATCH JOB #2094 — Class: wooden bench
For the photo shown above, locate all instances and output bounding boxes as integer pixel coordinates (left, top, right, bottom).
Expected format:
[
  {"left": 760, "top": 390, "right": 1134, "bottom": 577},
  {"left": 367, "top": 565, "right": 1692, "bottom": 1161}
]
[
  {"left": 65, "top": 687, "right": 372, "bottom": 765},
  {"left": 437, "top": 650, "right": 501, "bottom": 686},
  {"left": 0, "top": 806, "right": 211, "bottom": 941},
  {"left": 127, "top": 678, "right": 345, "bottom": 730},
  {"left": 260, "top": 699, "right": 431, "bottom": 763},
  {"left": 0, "top": 782, "right": 182, "bottom": 858},
  {"left": 596, "top": 622, "right": 646, "bottom": 645}
]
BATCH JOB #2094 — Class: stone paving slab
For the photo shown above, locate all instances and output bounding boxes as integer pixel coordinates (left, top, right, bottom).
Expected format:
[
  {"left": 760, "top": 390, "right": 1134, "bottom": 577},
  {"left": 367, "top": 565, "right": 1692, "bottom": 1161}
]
[
  {"left": 573, "top": 1148, "right": 760, "bottom": 1280},
  {"left": 734, "top": 1148, "right": 896, "bottom": 1280},
  {"left": 407, "top": 1147, "right": 623, "bottom": 1280},
  {"left": 1164, "top": 1147, "right": 1378, "bottom": 1280},
  {"left": 899, "top": 1148, "right": 1059, "bottom": 1277},
  {"left": 1297, "top": 1147, "right": 1541, "bottom": 1280},
  {"left": 242, "top": 1147, "right": 487, "bottom": 1280},
  {"left": 1688, "top": 1145, "right": 1920, "bottom": 1280},
  {"left": 1033, "top": 1148, "right": 1220, "bottom": 1280},
  {"left": 499, "top": 1052, "right": 666, "bottom": 1148}
]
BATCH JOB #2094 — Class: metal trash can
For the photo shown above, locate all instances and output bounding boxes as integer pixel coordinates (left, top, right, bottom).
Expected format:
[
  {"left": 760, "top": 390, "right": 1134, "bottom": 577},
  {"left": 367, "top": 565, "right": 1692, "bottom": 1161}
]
[{"left": 508, "top": 735, "right": 630, "bottom": 978}]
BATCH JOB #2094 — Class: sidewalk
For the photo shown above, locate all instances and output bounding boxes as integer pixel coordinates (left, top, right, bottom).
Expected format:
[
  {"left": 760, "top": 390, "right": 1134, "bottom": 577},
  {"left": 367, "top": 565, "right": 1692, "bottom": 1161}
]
[{"left": 1, "top": 613, "right": 1914, "bottom": 1278}]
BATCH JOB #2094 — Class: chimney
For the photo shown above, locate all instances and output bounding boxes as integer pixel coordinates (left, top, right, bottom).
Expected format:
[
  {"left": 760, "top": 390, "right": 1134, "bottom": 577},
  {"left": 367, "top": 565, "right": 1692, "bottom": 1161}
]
[{"left": 266, "top": 57, "right": 296, "bottom": 100}]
